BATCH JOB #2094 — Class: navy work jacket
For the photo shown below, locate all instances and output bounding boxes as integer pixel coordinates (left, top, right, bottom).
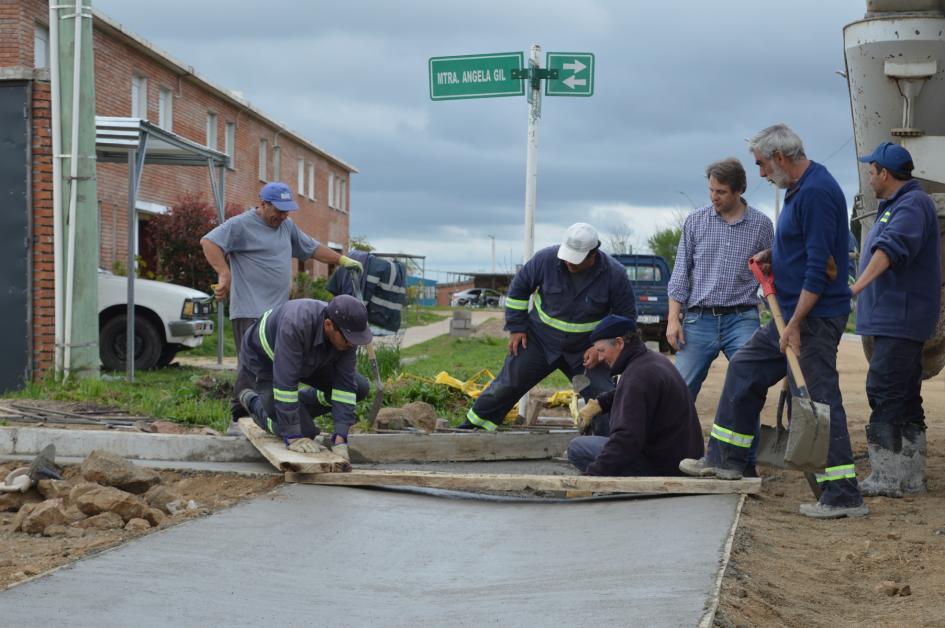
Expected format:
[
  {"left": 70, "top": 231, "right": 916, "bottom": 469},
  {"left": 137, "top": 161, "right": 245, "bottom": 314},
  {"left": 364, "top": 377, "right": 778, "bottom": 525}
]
[{"left": 504, "top": 246, "right": 637, "bottom": 368}]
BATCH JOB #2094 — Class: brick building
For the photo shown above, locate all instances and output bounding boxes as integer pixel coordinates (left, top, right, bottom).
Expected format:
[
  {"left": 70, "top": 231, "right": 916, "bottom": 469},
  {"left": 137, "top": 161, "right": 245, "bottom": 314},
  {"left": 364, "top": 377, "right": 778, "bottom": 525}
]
[{"left": 0, "top": 0, "right": 357, "bottom": 381}]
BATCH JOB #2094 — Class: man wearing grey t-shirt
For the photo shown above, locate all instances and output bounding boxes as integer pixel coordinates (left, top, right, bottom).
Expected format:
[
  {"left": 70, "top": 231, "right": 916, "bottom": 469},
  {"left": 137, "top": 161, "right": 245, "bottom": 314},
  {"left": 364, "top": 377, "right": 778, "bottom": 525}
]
[{"left": 201, "top": 181, "right": 364, "bottom": 428}]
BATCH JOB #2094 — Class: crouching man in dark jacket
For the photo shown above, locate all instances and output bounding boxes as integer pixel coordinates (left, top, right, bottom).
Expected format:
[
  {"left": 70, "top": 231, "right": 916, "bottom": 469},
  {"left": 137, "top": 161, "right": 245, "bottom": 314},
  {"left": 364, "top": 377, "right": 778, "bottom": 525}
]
[{"left": 567, "top": 315, "right": 704, "bottom": 476}]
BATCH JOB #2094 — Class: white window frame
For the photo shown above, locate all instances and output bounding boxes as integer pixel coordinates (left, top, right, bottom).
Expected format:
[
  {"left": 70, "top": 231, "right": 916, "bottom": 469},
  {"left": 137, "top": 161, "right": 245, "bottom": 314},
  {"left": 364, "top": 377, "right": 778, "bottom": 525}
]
[
  {"left": 327, "top": 174, "right": 335, "bottom": 209},
  {"left": 307, "top": 163, "right": 315, "bottom": 200},
  {"left": 206, "top": 111, "right": 218, "bottom": 149},
  {"left": 158, "top": 87, "right": 173, "bottom": 131},
  {"left": 258, "top": 138, "right": 268, "bottom": 181},
  {"left": 339, "top": 179, "right": 346, "bottom": 213},
  {"left": 34, "top": 23, "right": 49, "bottom": 70},
  {"left": 272, "top": 145, "right": 281, "bottom": 182},
  {"left": 224, "top": 122, "right": 236, "bottom": 170},
  {"left": 297, "top": 158, "right": 305, "bottom": 195},
  {"left": 131, "top": 73, "right": 148, "bottom": 119}
]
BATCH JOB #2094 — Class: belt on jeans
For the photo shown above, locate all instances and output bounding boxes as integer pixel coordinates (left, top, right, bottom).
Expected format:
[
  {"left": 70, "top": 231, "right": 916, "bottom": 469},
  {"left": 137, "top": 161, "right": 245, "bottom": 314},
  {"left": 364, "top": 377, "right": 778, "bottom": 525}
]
[{"left": 687, "top": 305, "right": 756, "bottom": 316}]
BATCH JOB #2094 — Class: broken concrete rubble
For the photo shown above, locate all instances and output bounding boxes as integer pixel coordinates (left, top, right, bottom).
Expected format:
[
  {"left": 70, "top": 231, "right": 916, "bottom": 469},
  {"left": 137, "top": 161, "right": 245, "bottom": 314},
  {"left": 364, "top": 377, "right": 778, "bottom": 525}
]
[{"left": 80, "top": 450, "right": 161, "bottom": 494}]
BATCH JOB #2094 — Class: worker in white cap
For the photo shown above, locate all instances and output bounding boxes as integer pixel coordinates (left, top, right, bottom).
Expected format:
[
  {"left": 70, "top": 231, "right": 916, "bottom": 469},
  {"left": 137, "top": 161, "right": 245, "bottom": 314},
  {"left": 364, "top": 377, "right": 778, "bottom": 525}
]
[{"left": 459, "top": 223, "right": 637, "bottom": 433}]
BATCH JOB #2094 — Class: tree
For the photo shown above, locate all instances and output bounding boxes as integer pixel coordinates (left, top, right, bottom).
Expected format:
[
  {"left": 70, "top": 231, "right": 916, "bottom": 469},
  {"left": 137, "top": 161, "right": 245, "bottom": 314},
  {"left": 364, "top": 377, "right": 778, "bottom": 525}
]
[
  {"left": 648, "top": 227, "right": 682, "bottom": 270},
  {"left": 605, "top": 223, "right": 634, "bottom": 255},
  {"left": 349, "top": 235, "right": 374, "bottom": 252},
  {"left": 150, "top": 193, "right": 240, "bottom": 291}
]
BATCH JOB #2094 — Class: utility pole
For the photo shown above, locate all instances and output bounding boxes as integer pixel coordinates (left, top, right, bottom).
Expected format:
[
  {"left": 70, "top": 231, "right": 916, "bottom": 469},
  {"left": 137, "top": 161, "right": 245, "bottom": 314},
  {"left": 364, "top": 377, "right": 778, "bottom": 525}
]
[{"left": 487, "top": 234, "right": 496, "bottom": 274}]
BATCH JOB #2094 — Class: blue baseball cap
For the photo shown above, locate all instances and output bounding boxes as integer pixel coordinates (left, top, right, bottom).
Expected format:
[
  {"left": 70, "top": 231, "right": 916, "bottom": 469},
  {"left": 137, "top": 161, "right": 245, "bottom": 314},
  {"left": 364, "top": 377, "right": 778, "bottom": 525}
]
[
  {"left": 259, "top": 181, "right": 299, "bottom": 211},
  {"left": 858, "top": 142, "right": 914, "bottom": 176},
  {"left": 589, "top": 314, "right": 637, "bottom": 343}
]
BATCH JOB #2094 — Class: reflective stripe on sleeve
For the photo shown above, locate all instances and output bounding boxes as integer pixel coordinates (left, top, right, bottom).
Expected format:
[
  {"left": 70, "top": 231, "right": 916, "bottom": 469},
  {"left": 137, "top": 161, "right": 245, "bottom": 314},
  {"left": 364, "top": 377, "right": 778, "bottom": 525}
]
[
  {"left": 709, "top": 424, "right": 754, "bottom": 448},
  {"left": 505, "top": 297, "right": 529, "bottom": 311},
  {"left": 316, "top": 390, "right": 328, "bottom": 406},
  {"left": 332, "top": 389, "right": 357, "bottom": 406},
  {"left": 533, "top": 293, "right": 601, "bottom": 333},
  {"left": 266, "top": 417, "right": 275, "bottom": 434},
  {"left": 258, "top": 309, "right": 275, "bottom": 360},
  {"left": 815, "top": 464, "right": 857, "bottom": 483},
  {"left": 273, "top": 388, "right": 298, "bottom": 404},
  {"left": 466, "top": 408, "right": 498, "bottom": 432},
  {"left": 879, "top": 210, "right": 892, "bottom": 224}
]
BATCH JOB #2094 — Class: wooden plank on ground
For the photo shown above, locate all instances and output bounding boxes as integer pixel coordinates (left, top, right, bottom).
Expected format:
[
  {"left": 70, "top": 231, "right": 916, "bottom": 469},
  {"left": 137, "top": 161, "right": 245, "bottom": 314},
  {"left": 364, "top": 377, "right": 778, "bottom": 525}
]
[
  {"left": 286, "top": 469, "right": 761, "bottom": 495},
  {"left": 238, "top": 418, "right": 348, "bottom": 473},
  {"left": 348, "top": 431, "right": 574, "bottom": 464}
]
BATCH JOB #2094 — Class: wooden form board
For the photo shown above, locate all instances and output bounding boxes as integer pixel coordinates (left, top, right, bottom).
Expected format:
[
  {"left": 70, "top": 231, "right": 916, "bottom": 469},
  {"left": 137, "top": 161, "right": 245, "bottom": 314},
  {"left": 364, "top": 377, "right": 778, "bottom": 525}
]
[
  {"left": 238, "top": 418, "right": 349, "bottom": 473},
  {"left": 286, "top": 469, "right": 762, "bottom": 495},
  {"left": 348, "top": 430, "right": 574, "bottom": 464}
]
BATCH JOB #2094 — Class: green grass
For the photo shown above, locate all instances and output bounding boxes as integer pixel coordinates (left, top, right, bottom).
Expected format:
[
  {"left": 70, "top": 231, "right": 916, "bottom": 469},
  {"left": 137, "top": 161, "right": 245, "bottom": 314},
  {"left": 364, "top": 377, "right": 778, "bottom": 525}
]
[
  {"left": 401, "top": 307, "right": 449, "bottom": 328},
  {"left": 186, "top": 323, "right": 236, "bottom": 358},
  {"left": 8, "top": 368, "right": 233, "bottom": 433}
]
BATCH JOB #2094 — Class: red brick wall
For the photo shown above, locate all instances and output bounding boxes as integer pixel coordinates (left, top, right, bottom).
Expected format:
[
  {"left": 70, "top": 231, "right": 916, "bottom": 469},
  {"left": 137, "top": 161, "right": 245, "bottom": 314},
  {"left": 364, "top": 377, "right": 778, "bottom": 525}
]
[
  {"left": 436, "top": 281, "right": 476, "bottom": 307},
  {"left": 91, "top": 23, "right": 352, "bottom": 278},
  {"left": 31, "top": 78, "right": 55, "bottom": 378}
]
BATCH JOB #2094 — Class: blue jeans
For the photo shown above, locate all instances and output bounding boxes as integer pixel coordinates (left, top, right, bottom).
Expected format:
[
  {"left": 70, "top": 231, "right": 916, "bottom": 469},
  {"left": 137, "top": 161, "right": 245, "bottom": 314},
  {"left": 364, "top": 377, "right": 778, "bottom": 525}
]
[
  {"left": 705, "top": 317, "right": 862, "bottom": 507},
  {"left": 567, "top": 436, "right": 654, "bottom": 475},
  {"left": 866, "top": 336, "right": 925, "bottom": 428},
  {"left": 674, "top": 307, "right": 761, "bottom": 464}
]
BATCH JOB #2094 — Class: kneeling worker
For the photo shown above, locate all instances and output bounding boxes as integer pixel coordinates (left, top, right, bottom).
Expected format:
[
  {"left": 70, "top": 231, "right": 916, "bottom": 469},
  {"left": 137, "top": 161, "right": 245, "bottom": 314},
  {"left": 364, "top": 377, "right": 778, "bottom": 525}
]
[
  {"left": 567, "top": 315, "right": 704, "bottom": 476},
  {"left": 237, "top": 295, "right": 372, "bottom": 461}
]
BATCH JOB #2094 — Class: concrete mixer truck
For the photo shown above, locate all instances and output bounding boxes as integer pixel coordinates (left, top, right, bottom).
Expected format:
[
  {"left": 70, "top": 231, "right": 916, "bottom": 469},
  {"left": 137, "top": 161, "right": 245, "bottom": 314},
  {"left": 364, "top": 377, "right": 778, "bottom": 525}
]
[{"left": 843, "top": 0, "right": 945, "bottom": 377}]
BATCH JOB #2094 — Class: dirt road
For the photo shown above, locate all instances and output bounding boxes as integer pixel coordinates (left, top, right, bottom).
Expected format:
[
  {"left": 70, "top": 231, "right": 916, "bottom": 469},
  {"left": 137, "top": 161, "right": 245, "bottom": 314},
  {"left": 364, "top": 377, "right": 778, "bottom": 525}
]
[{"left": 703, "top": 336, "right": 945, "bottom": 627}]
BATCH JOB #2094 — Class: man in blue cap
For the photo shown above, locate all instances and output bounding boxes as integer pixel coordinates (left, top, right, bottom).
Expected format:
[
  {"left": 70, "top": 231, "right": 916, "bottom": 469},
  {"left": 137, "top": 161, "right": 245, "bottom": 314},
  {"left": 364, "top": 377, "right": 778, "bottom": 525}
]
[
  {"left": 851, "top": 142, "right": 941, "bottom": 497},
  {"left": 567, "top": 315, "right": 704, "bottom": 476},
  {"left": 201, "top": 181, "right": 365, "bottom": 433},
  {"left": 237, "top": 294, "right": 372, "bottom": 461}
]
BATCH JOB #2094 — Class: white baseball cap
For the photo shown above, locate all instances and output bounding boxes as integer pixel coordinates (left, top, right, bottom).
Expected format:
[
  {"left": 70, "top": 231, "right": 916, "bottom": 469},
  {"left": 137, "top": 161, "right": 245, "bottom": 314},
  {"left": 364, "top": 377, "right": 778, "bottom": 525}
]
[{"left": 557, "top": 223, "right": 600, "bottom": 264}]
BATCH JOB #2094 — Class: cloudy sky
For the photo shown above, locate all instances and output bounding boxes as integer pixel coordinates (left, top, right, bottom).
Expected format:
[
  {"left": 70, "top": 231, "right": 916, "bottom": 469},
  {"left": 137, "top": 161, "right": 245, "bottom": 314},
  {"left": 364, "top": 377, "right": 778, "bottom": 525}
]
[{"left": 96, "top": 0, "right": 867, "bottom": 278}]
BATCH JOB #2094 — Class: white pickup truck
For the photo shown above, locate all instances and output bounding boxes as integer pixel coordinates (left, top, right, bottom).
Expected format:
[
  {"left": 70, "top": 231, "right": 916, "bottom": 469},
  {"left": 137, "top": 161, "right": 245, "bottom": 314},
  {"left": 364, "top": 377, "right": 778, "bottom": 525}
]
[{"left": 97, "top": 269, "right": 214, "bottom": 371}]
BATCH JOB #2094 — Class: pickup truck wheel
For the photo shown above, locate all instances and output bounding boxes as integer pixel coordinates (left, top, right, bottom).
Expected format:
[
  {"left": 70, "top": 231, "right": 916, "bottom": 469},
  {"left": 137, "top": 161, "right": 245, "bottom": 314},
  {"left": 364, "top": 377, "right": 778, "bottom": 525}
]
[{"left": 100, "top": 314, "right": 163, "bottom": 371}]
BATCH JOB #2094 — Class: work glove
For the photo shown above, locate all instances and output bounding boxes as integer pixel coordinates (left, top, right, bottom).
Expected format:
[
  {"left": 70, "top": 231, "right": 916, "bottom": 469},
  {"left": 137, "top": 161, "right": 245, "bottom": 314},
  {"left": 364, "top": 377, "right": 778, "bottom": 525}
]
[
  {"left": 338, "top": 255, "right": 363, "bottom": 273},
  {"left": 576, "top": 398, "right": 602, "bottom": 435},
  {"left": 286, "top": 437, "right": 324, "bottom": 454},
  {"left": 332, "top": 444, "right": 350, "bottom": 463}
]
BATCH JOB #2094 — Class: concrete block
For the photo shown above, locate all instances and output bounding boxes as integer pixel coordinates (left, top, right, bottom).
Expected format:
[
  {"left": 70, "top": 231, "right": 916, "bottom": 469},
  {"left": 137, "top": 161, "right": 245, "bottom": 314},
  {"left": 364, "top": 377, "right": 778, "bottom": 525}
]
[
  {"left": 450, "top": 319, "right": 470, "bottom": 330},
  {"left": 452, "top": 309, "right": 472, "bottom": 321},
  {"left": 450, "top": 328, "right": 473, "bottom": 337}
]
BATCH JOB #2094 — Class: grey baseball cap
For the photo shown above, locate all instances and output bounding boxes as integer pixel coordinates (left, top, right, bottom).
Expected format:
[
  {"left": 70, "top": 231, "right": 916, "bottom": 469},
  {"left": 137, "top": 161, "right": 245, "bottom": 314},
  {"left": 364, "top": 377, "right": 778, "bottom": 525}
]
[{"left": 326, "top": 295, "right": 372, "bottom": 345}]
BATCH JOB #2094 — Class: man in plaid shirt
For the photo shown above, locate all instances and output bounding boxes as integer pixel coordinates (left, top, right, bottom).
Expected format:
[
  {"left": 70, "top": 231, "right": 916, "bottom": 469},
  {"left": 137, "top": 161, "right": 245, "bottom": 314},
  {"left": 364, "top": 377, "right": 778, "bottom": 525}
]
[{"left": 667, "top": 158, "right": 773, "bottom": 475}]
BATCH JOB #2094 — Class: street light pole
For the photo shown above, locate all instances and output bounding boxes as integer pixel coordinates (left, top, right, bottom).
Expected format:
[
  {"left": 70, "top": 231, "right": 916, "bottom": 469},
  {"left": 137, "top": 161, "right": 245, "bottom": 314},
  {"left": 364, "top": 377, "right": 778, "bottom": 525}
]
[{"left": 488, "top": 234, "right": 496, "bottom": 274}]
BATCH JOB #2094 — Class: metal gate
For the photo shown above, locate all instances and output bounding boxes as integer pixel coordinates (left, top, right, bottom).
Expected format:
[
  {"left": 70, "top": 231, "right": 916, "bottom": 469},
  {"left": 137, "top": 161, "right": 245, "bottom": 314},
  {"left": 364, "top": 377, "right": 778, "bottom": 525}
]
[{"left": 0, "top": 81, "right": 31, "bottom": 391}]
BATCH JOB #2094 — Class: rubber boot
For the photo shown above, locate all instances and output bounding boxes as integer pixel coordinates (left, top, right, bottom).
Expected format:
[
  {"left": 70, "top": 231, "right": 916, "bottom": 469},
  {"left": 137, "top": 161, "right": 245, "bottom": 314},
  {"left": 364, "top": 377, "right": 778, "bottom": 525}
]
[
  {"left": 860, "top": 423, "right": 903, "bottom": 498},
  {"left": 900, "top": 423, "right": 927, "bottom": 495}
]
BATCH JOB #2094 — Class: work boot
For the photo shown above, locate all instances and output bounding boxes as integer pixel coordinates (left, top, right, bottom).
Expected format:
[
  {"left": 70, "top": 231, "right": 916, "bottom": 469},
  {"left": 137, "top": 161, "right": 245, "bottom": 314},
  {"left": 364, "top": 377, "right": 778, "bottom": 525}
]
[
  {"left": 225, "top": 421, "right": 244, "bottom": 437},
  {"left": 900, "top": 423, "right": 927, "bottom": 495},
  {"left": 238, "top": 389, "right": 260, "bottom": 419},
  {"left": 678, "top": 457, "right": 743, "bottom": 480},
  {"left": 860, "top": 423, "right": 903, "bottom": 498},
  {"left": 799, "top": 500, "right": 869, "bottom": 519}
]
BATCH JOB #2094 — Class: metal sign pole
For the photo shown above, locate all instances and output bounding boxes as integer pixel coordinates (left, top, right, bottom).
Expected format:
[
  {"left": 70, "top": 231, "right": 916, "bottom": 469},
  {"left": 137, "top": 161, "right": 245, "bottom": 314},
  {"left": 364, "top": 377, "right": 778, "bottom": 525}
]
[{"left": 523, "top": 43, "right": 541, "bottom": 263}]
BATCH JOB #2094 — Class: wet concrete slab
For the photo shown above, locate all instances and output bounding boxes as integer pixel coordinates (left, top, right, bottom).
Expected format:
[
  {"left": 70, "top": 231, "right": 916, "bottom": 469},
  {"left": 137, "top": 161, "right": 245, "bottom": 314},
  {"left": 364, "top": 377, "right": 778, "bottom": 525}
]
[{"left": 0, "top": 484, "right": 739, "bottom": 627}]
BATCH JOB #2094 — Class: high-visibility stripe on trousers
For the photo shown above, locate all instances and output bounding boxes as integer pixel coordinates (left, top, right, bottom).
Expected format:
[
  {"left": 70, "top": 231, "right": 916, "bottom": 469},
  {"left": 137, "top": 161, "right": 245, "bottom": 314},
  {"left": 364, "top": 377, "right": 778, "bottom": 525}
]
[{"left": 710, "top": 424, "right": 754, "bottom": 448}]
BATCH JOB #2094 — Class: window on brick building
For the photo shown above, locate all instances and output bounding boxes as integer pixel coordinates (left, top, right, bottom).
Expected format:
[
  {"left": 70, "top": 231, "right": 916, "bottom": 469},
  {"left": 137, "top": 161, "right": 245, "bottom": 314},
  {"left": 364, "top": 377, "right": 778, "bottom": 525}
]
[
  {"left": 258, "top": 139, "right": 268, "bottom": 181},
  {"left": 308, "top": 163, "right": 316, "bottom": 200},
  {"left": 131, "top": 74, "right": 148, "bottom": 119},
  {"left": 297, "top": 159, "right": 305, "bottom": 195},
  {"left": 327, "top": 174, "right": 334, "bottom": 209},
  {"left": 34, "top": 24, "right": 50, "bottom": 69},
  {"left": 224, "top": 122, "right": 236, "bottom": 170},
  {"left": 272, "top": 145, "right": 281, "bottom": 182},
  {"left": 206, "top": 112, "right": 218, "bottom": 149},
  {"left": 339, "top": 179, "right": 347, "bottom": 213},
  {"left": 158, "top": 87, "right": 173, "bottom": 131}
]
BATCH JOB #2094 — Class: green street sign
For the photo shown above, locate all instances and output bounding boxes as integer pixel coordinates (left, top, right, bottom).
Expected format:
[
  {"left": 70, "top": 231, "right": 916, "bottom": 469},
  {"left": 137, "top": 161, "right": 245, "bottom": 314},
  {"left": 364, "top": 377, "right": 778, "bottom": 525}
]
[
  {"left": 545, "top": 52, "right": 595, "bottom": 97},
  {"left": 429, "top": 52, "right": 525, "bottom": 100}
]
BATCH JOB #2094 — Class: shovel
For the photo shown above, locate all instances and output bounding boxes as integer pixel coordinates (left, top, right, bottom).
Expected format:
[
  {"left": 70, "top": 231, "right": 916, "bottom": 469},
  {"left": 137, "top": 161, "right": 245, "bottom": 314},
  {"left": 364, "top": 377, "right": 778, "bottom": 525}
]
[
  {"left": 349, "top": 269, "right": 384, "bottom": 425},
  {"left": 749, "top": 259, "right": 830, "bottom": 474},
  {"left": 757, "top": 379, "right": 823, "bottom": 498},
  {"left": 571, "top": 368, "right": 590, "bottom": 394}
]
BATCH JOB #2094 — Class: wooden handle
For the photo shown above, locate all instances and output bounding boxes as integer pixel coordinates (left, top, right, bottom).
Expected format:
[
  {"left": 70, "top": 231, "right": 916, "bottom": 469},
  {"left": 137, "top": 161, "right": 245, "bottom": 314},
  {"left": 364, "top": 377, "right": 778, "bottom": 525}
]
[
  {"left": 765, "top": 294, "right": 807, "bottom": 391},
  {"left": 365, "top": 342, "right": 377, "bottom": 360}
]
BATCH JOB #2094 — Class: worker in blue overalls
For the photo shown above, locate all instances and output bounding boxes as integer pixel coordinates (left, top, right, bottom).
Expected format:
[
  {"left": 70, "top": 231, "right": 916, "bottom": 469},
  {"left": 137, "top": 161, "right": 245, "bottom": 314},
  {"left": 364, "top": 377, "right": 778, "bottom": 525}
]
[{"left": 459, "top": 223, "right": 637, "bottom": 433}]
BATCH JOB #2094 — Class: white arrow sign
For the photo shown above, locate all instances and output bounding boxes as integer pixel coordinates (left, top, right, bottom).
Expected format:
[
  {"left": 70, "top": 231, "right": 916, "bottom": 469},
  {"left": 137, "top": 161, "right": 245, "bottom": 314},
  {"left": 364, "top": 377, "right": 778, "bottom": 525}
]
[
  {"left": 563, "top": 75, "right": 587, "bottom": 89},
  {"left": 563, "top": 59, "right": 587, "bottom": 74}
]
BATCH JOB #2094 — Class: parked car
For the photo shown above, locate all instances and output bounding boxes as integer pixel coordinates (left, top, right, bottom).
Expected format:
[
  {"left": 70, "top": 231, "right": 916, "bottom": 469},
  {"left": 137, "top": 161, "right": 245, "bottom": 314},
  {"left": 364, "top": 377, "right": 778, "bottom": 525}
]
[
  {"left": 612, "top": 254, "right": 672, "bottom": 353},
  {"left": 97, "top": 269, "right": 214, "bottom": 371},
  {"left": 450, "top": 288, "right": 502, "bottom": 308}
]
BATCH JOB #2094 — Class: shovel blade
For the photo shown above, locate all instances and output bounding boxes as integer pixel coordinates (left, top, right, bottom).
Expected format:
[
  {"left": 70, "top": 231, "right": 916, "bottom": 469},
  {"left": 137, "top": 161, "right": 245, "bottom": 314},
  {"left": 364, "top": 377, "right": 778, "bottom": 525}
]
[
  {"left": 784, "top": 397, "right": 831, "bottom": 472},
  {"left": 756, "top": 424, "right": 790, "bottom": 468},
  {"left": 571, "top": 374, "right": 590, "bottom": 394}
]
